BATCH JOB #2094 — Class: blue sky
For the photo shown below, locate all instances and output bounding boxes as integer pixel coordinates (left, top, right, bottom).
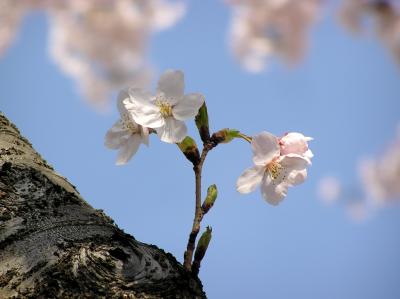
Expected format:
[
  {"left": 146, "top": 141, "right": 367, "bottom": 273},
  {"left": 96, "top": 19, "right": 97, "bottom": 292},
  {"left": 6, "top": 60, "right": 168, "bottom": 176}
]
[{"left": 1, "top": 1, "right": 400, "bottom": 298}]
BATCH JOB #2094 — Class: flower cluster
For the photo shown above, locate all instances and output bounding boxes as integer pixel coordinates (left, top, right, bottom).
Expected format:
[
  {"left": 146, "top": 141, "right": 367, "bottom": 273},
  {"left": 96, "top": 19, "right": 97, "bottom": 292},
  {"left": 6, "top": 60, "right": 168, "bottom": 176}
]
[
  {"left": 340, "top": 0, "right": 400, "bottom": 65},
  {"left": 227, "top": 0, "right": 321, "bottom": 72},
  {"left": 359, "top": 128, "right": 400, "bottom": 205},
  {"left": 236, "top": 131, "right": 313, "bottom": 205},
  {"left": 105, "top": 70, "right": 205, "bottom": 164},
  {"left": 0, "top": 0, "right": 185, "bottom": 107}
]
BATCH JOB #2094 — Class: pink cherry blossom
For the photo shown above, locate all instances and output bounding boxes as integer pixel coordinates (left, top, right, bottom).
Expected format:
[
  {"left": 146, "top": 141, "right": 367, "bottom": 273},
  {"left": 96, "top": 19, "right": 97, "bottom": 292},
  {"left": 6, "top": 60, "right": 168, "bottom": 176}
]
[{"left": 236, "top": 131, "right": 312, "bottom": 205}]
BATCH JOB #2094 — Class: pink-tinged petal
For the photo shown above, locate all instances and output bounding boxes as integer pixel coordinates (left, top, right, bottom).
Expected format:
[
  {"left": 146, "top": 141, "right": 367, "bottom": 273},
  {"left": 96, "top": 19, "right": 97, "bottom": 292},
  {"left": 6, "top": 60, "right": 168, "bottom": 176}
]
[
  {"left": 287, "top": 169, "right": 307, "bottom": 186},
  {"left": 261, "top": 174, "right": 288, "bottom": 205},
  {"left": 157, "top": 70, "right": 184, "bottom": 101},
  {"left": 252, "top": 131, "right": 280, "bottom": 166},
  {"left": 172, "top": 93, "right": 205, "bottom": 121},
  {"left": 128, "top": 88, "right": 164, "bottom": 128},
  {"left": 156, "top": 117, "right": 187, "bottom": 143},
  {"left": 280, "top": 132, "right": 311, "bottom": 156},
  {"left": 104, "top": 120, "right": 130, "bottom": 149},
  {"left": 236, "top": 166, "right": 265, "bottom": 194},
  {"left": 116, "top": 135, "right": 141, "bottom": 166}
]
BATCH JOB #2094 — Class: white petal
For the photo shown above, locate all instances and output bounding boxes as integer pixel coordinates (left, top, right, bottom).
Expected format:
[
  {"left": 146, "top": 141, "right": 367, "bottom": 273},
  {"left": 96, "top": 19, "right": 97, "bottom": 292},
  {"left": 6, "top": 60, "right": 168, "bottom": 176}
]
[
  {"left": 280, "top": 155, "right": 309, "bottom": 172},
  {"left": 261, "top": 174, "right": 288, "bottom": 205},
  {"left": 172, "top": 93, "right": 205, "bottom": 121},
  {"left": 116, "top": 135, "right": 141, "bottom": 166},
  {"left": 128, "top": 88, "right": 164, "bottom": 128},
  {"left": 157, "top": 70, "right": 184, "bottom": 101},
  {"left": 156, "top": 117, "right": 187, "bottom": 143},
  {"left": 236, "top": 166, "right": 264, "bottom": 194},
  {"left": 252, "top": 132, "right": 280, "bottom": 166},
  {"left": 287, "top": 169, "right": 307, "bottom": 186},
  {"left": 104, "top": 120, "right": 130, "bottom": 149},
  {"left": 117, "top": 89, "right": 130, "bottom": 116}
]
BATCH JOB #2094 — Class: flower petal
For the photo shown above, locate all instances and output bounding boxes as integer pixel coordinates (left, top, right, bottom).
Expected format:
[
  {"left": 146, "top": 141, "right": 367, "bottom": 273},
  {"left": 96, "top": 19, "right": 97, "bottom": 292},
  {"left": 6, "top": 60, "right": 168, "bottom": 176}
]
[
  {"left": 157, "top": 70, "right": 184, "bottom": 101},
  {"left": 141, "top": 126, "right": 150, "bottom": 146},
  {"left": 287, "top": 169, "right": 307, "bottom": 186},
  {"left": 172, "top": 93, "right": 205, "bottom": 121},
  {"left": 236, "top": 166, "right": 264, "bottom": 194},
  {"left": 128, "top": 88, "right": 164, "bottom": 128},
  {"left": 280, "top": 132, "right": 312, "bottom": 156},
  {"left": 116, "top": 135, "right": 141, "bottom": 166},
  {"left": 117, "top": 89, "right": 130, "bottom": 116},
  {"left": 261, "top": 174, "right": 289, "bottom": 205},
  {"left": 104, "top": 120, "right": 130, "bottom": 149},
  {"left": 280, "top": 155, "right": 309, "bottom": 172},
  {"left": 156, "top": 117, "right": 187, "bottom": 143},
  {"left": 252, "top": 131, "right": 280, "bottom": 166}
]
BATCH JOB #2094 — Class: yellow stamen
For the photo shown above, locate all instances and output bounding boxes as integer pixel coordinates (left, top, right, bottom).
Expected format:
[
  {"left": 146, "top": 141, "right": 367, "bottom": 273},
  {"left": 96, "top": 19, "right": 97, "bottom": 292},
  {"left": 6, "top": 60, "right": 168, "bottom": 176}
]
[
  {"left": 156, "top": 99, "right": 173, "bottom": 117},
  {"left": 266, "top": 161, "right": 283, "bottom": 180}
]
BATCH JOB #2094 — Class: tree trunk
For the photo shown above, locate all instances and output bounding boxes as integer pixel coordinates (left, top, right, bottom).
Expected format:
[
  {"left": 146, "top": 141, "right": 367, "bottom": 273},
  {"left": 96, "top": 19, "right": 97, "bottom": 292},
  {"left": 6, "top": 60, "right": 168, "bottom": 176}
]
[{"left": 0, "top": 113, "right": 206, "bottom": 298}]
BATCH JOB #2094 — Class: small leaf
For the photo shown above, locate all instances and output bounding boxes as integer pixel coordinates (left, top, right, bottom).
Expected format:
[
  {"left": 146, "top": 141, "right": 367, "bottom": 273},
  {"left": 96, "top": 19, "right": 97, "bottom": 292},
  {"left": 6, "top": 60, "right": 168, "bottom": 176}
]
[
  {"left": 202, "top": 184, "right": 218, "bottom": 214},
  {"left": 195, "top": 103, "right": 210, "bottom": 143},
  {"left": 177, "top": 136, "right": 200, "bottom": 165}
]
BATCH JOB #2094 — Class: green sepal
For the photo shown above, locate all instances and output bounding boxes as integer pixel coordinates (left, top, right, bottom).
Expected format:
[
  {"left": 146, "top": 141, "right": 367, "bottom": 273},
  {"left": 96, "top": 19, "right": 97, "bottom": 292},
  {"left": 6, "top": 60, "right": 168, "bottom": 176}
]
[
  {"left": 177, "top": 136, "right": 200, "bottom": 165},
  {"left": 192, "top": 226, "right": 212, "bottom": 275},
  {"left": 202, "top": 184, "right": 218, "bottom": 214},
  {"left": 211, "top": 128, "right": 240, "bottom": 144},
  {"left": 195, "top": 103, "right": 210, "bottom": 143}
]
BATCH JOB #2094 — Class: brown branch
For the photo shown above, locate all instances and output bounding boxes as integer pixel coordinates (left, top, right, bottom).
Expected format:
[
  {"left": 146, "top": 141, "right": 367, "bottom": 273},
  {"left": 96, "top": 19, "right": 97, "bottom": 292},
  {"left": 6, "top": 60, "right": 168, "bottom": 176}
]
[{"left": 183, "top": 142, "right": 214, "bottom": 272}]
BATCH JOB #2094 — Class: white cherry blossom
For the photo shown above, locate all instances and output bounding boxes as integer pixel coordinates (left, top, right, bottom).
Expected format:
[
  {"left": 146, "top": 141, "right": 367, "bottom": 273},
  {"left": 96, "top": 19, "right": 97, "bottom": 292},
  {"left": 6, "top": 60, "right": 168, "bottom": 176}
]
[
  {"left": 105, "top": 90, "right": 149, "bottom": 165},
  {"left": 236, "top": 131, "right": 311, "bottom": 205},
  {"left": 126, "top": 70, "right": 205, "bottom": 144}
]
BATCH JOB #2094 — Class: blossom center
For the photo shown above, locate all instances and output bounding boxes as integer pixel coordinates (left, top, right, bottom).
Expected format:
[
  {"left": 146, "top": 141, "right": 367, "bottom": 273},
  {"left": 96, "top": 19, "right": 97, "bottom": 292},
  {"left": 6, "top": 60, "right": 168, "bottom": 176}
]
[
  {"left": 156, "top": 99, "right": 173, "bottom": 118},
  {"left": 266, "top": 160, "right": 283, "bottom": 180}
]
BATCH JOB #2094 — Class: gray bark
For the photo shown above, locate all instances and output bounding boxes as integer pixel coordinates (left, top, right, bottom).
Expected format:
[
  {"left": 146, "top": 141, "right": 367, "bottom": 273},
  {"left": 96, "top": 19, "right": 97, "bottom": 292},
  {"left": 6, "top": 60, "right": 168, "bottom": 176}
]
[{"left": 0, "top": 113, "right": 206, "bottom": 298}]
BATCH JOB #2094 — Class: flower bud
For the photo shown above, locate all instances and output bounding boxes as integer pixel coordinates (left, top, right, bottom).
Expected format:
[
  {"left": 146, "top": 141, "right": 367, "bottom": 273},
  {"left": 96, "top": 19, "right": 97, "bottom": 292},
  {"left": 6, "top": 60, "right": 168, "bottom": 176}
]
[
  {"left": 195, "top": 103, "right": 210, "bottom": 143},
  {"left": 192, "top": 226, "right": 212, "bottom": 275},
  {"left": 202, "top": 184, "right": 218, "bottom": 214},
  {"left": 211, "top": 128, "right": 240, "bottom": 144},
  {"left": 177, "top": 136, "right": 200, "bottom": 165}
]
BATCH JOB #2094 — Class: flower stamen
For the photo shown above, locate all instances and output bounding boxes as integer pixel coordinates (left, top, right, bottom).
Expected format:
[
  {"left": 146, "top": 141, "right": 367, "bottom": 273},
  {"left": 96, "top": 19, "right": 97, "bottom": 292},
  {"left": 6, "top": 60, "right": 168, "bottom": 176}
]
[
  {"left": 266, "top": 160, "right": 283, "bottom": 180},
  {"left": 156, "top": 98, "right": 173, "bottom": 118}
]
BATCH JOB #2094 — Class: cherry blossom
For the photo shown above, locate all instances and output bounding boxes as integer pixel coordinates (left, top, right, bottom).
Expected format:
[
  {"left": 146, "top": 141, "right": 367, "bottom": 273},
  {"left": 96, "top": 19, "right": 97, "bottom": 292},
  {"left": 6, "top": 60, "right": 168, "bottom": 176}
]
[
  {"left": 236, "top": 131, "right": 311, "bottom": 205},
  {"left": 340, "top": 0, "right": 400, "bottom": 65},
  {"left": 0, "top": 0, "right": 185, "bottom": 108},
  {"left": 105, "top": 90, "right": 149, "bottom": 165},
  {"left": 126, "top": 70, "right": 205, "bottom": 144},
  {"left": 359, "top": 128, "right": 400, "bottom": 205},
  {"left": 227, "top": 0, "right": 321, "bottom": 72}
]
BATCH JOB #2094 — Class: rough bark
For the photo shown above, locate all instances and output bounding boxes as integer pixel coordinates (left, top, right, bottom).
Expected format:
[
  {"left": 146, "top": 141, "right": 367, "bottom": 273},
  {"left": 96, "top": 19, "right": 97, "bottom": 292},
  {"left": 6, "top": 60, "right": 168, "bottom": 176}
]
[{"left": 0, "top": 113, "right": 206, "bottom": 298}]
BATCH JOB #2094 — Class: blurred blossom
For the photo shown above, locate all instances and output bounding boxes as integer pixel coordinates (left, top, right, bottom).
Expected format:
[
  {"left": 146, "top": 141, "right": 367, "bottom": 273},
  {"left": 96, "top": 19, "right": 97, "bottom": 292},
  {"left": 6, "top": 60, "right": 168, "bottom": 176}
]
[
  {"left": 226, "top": 0, "right": 322, "bottom": 72},
  {"left": 319, "top": 126, "right": 400, "bottom": 222},
  {"left": 0, "top": 0, "right": 186, "bottom": 108},
  {"left": 359, "top": 127, "right": 400, "bottom": 205},
  {"left": 340, "top": 0, "right": 400, "bottom": 64},
  {"left": 317, "top": 176, "right": 341, "bottom": 204}
]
